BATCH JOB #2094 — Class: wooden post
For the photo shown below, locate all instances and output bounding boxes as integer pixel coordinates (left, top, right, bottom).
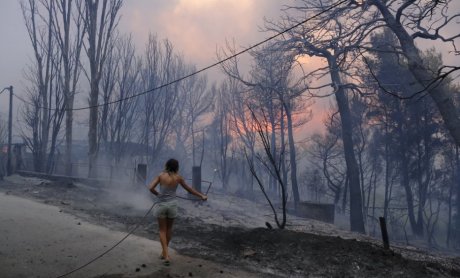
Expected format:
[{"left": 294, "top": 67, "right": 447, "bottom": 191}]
[
  {"left": 137, "top": 163, "right": 147, "bottom": 185},
  {"left": 7, "top": 86, "right": 13, "bottom": 176},
  {"left": 379, "top": 217, "right": 390, "bottom": 249},
  {"left": 192, "top": 166, "right": 201, "bottom": 196}
]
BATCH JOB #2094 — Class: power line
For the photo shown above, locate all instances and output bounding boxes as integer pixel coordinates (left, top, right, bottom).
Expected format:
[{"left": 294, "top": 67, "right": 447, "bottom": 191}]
[
  {"left": 12, "top": 92, "right": 35, "bottom": 107},
  {"left": 56, "top": 188, "right": 212, "bottom": 278},
  {"left": 14, "top": 0, "right": 348, "bottom": 112},
  {"left": 56, "top": 201, "right": 157, "bottom": 278}
]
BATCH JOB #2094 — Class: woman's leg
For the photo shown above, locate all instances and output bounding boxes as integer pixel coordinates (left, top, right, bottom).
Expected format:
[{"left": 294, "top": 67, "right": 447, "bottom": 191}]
[
  {"left": 157, "top": 217, "right": 169, "bottom": 259},
  {"left": 166, "top": 218, "right": 174, "bottom": 246}
]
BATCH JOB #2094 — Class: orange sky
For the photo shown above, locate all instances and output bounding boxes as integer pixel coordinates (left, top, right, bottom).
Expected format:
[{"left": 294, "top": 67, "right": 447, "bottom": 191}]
[{"left": 117, "top": 0, "right": 460, "bottom": 140}]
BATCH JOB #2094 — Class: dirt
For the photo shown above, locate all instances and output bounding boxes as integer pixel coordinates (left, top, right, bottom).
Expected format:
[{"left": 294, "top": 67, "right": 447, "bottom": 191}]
[
  {"left": 1, "top": 174, "right": 460, "bottom": 278},
  {"left": 175, "top": 225, "right": 460, "bottom": 277}
]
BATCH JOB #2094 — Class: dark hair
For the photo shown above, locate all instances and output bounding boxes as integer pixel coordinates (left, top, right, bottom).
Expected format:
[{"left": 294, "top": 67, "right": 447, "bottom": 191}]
[{"left": 165, "top": 158, "right": 179, "bottom": 173}]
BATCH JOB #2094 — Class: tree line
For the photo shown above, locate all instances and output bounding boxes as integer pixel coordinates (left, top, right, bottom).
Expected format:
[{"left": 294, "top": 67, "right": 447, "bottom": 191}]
[
  {"left": 18, "top": 0, "right": 213, "bottom": 177},
  {"left": 250, "top": 0, "right": 460, "bottom": 248}
]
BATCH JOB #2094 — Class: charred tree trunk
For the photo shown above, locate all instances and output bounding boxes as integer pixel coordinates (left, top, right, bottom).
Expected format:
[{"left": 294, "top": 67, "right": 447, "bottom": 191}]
[
  {"left": 40, "top": 84, "right": 50, "bottom": 173},
  {"left": 21, "top": 0, "right": 56, "bottom": 173},
  {"left": 342, "top": 175, "right": 349, "bottom": 214},
  {"left": 86, "top": 0, "right": 99, "bottom": 178},
  {"left": 328, "top": 54, "right": 365, "bottom": 233},
  {"left": 383, "top": 118, "right": 391, "bottom": 220},
  {"left": 53, "top": 0, "right": 84, "bottom": 176},
  {"left": 280, "top": 106, "right": 289, "bottom": 201},
  {"left": 269, "top": 105, "right": 277, "bottom": 194},
  {"left": 220, "top": 116, "right": 230, "bottom": 191},
  {"left": 82, "top": 0, "right": 122, "bottom": 178},
  {"left": 285, "top": 101, "right": 300, "bottom": 207},
  {"left": 455, "top": 147, "right": 460, "bottom": 247},
  {"left": 401, "top": 150, "right": 423, "bottom": 237},
  {"left": 88, "top": 78, "right": 99, "bottom": 178},
  {"left": 65, "top": 94, "right": 74, "bottom": 175}
]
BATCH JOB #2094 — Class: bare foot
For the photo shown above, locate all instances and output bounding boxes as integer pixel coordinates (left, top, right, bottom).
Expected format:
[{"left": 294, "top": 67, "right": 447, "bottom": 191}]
[{"left": 163, "top": 258, "right": 171, "bottom": 266}]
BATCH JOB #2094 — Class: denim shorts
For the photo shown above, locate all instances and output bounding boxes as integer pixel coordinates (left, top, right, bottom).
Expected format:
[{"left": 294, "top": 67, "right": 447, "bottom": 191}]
[{"left": 154, "top": 201, "right": 178, "bottom": 219}]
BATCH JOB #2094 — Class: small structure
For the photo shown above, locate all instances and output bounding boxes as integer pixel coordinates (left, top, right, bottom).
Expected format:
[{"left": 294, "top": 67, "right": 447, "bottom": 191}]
[
  {"left": 0, "top": 143, "right": 25, "bottom": 176},
  {"left": 192, "top": 166, "right": 201, "bottom": 192},
  {"left": 296, "top": 201, "right": 335, "bottom": 224},
  {"left": 0, "top": 149, "right": 5, "bottom": 180}
]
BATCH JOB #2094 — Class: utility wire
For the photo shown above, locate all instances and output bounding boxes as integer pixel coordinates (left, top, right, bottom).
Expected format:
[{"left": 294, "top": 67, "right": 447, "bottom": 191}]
[
  {"left": 15, "top": 0, "right": 348, "bottom": 112},
  {"left": 55, "top": 181, "right": 213, "bottom": 278},
  {"left": 55, "top": 194, "right": 207, "bottom": 278},
  {"left": 48, "top": 2, "right": 349, "bottom": 275},
  {"left": 56, "top": 201, "right": 157, "bottom": 278},
  {"left": 12, "top": 92, "right": 35, "bottom": 106}
]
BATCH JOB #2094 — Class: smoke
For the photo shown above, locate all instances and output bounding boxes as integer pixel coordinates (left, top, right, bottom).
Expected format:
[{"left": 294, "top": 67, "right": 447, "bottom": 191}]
[{"left": 104, "top": 185, "right": 154, "bottom": 212}]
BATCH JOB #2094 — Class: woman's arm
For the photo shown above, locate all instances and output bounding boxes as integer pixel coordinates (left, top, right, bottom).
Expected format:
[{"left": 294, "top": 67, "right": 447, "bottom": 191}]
[
  {"left": 178, "top": 177, "right": 207, "bottom": 200},
  {"left": 149, "top": 175, "right": 161, "bottom": 196}
]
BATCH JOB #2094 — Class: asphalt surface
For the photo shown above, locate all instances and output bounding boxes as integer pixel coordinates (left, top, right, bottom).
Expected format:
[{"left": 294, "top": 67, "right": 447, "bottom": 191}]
[{"left": 0, "top": 192, "right": 261, "bottom": 278}]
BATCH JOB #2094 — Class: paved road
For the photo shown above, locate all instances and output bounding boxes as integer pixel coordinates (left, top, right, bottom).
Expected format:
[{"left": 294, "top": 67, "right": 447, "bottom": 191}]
[{"left": 0, "top": 192, "right": 259, "bottom": 278}]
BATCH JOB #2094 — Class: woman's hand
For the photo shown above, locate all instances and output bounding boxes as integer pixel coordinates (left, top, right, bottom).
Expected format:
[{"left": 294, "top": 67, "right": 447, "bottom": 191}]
[{"left": 201, "top": 195, "right": 208, "bottom": 201}]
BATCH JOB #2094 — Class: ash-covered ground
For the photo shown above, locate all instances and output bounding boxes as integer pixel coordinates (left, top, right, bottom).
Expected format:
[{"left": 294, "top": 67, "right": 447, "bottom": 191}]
[{"left": 1, "top": 174, "right": 460, "bottom": 278}]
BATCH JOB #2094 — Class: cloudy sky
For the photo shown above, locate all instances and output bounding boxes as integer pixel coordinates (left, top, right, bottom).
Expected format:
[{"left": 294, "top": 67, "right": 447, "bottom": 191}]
[
  {"left": 0, "top": 0, "right": 284, "bottom": 96},
  {"left": 0, "top": 0, "right": 287, "bottom": 139},
  {"left": 0, "top": 0, "right": 459, "bottom": 140}
]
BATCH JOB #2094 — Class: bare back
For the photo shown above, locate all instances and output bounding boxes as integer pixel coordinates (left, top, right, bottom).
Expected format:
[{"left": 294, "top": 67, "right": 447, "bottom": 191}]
[
  {"left": 156, "top": 172, "right": 181, "bottom": 202},
  {"left": 158, "top": 172, "right": 181, "bottom": 187},
  {"left": 149, "top": 171, "right": 204, "bottom": 201}
]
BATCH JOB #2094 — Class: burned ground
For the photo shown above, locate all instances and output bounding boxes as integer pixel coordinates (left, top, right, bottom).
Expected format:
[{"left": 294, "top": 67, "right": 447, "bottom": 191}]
[
  {"left": 1, "top": 175, "right": 460, "bottom": 277},
  {"left": 174, "top": 223, "right": 460, "bottom": 277}
]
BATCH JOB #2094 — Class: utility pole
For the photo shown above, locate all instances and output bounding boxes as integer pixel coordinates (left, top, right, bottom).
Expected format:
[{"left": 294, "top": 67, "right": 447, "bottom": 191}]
[
  {"left": 7, "top": 86, "right": 13, "bottom": 176},
  {"left": 0, "top": 86, "right": 13, "bottom": 177}
]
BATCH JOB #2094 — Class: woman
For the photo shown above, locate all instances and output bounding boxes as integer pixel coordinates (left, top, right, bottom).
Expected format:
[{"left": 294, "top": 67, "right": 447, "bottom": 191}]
[{"left": 149, "top": 158, "right": 207, "bottom": 265}]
